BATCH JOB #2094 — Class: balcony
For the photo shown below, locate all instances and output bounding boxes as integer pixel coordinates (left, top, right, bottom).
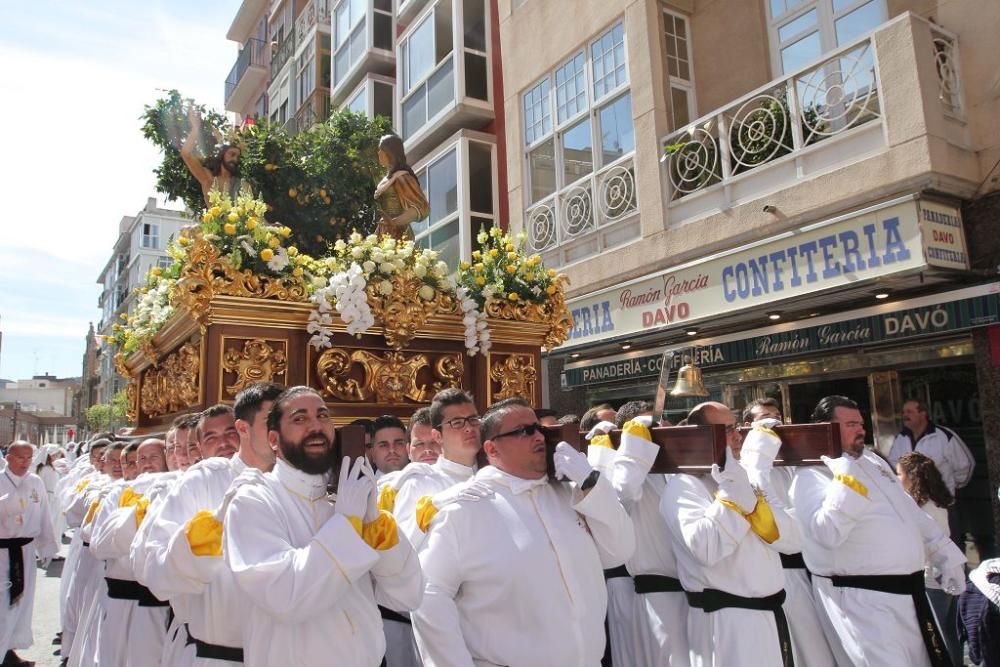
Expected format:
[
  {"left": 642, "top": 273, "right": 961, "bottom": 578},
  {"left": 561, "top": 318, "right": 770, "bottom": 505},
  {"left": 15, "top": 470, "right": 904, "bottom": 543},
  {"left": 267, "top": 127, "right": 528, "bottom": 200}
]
[
  {"left": 292, "top": 89, "right": 332, "bottom": 134},
  {"left": 227, "top": 0, "right": 269, "bottom": 43},
  {"left": 397, "top": 0, "right": 430, "bottom": 26},
  {"left": 224, "top": 38, "right": 269, "bottom": 113},
  {"left": 330, "top": 0, "right": 395, "bottom": 106},
  {"left": 271, "top": 27, "right": 297, "bottom": 80},
  {"left": 295, "top": 0, "right": 332, "bottom": 46},
  {"left": 526, "top": 153, "right": 640, "bottom": 267},
  {"left": 660, "top": 13, "right": 971, "bottom": 226}
]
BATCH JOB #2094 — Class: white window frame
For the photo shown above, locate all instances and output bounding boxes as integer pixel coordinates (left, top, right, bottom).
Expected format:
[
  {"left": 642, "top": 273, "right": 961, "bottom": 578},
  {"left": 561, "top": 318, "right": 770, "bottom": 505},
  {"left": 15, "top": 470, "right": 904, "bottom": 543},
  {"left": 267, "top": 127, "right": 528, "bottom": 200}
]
[
  {"left": 156, "top": 256, "right": 174, "bottom": 270},
  {"left": 411, "top": 131, "right": 498, "bottom": 264},
  {"left": 142, "top": 223, "right": 159, "bottom": 250},
  {"left": 340, "top": 73, "right": 397, "bottom": 125},
  {"left": 296, "top": 39, "right": 317, "bottom": 109},
  {"left": 662, "top": 7, "right": 697, "bottom": 130},
  {"left": 766, "top": 0, "right": 887, "bottom": 76},
  {"left": 332, "top": 0, "right": 396, "bottom": 95},
  {"left": 396, "top": 0, "right": 492, "bottom": 143}
]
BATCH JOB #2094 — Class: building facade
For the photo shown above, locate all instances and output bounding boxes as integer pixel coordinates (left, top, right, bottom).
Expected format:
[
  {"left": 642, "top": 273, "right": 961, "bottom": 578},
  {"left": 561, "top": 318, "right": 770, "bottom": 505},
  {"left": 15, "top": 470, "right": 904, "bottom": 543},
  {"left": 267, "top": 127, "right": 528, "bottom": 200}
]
[
  {"left": 95, "top": 198, "right": 188, "bottom": 406},
  {"left": 499, "top": 0, "right": 1000, "bottom": 553},
  {"left": 0, "top": 374, "right": 80, "bottom": 445}
]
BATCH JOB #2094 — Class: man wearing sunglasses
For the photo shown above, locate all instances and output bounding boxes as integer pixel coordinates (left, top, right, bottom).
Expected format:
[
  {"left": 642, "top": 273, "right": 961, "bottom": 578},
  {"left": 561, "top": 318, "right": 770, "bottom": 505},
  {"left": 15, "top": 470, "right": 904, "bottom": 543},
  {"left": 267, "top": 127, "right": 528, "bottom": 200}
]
[
  {"left": 412, "top": 397, "right": 635, "bottom": 666},
  {"left": 391, "top": 389, "right": 491, "bottom": 552}
]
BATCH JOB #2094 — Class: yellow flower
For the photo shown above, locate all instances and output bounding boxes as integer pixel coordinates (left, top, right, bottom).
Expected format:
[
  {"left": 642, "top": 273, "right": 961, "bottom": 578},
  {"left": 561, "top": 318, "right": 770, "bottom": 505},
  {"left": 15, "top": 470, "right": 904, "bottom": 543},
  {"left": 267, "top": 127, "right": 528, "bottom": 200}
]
[
  {"left": 288, "top": 188, "right": 298, "bottom": 198},
  {"left": 319, "top": 189, "right": 327, "bottom": 198},
  {"left": 119, "top": 313, "right": 128, "bottom": 320},
  {"left": 209, "top": 206, "right": 222, "bottom": 218},
  {"left": 280, "top": 226, "right": 292, "bottom": 238},
  {"left": 524, "top": 272, "right": 535, "bottom": 281},
  {"left": 287, "top": 246, "right": 299, "bottom": 257},
  {"left": 508, "top": 292, "right": 519, "bottom": 301},
  {"left": 547, "top": 268, "right": 557, "bottom": 278},
  {"left": 264, "top": 163, "right": 276, "bottom": 171},
  {"left": 268, "top": 236, "right": 281, "bottom": 248},
  {"left": 227, "top": 212, "right": 239, "bottom": 223},
  {"left": 472, "top": 250, "right": 482, "bottom": 260},
  {"left": 474, "top": 262, "right": 484, "bottom": 271},
  {"left": 150, "top": 267, "right": 162, "bottom": 277},
  {"left": 546, "top": 285, "right": 557, "bottom": 295},
  {"left": 292, "top": 266, "right": 304, "bottom": 277},
  {"left": 223, "top": 223, "right": 237, "bottom": 235},
  {"left": 505, "top": 264, "right": 516, "bottom": 274},
  {"left": 505, "top": 243, "right": 514, "bottom": 252},
  {"left": 475, "top": 276, "right": 486, "bottom": 286},
  {"left": 459, "top": 261, "right": 470, "bottom": 270},
  {"left": 529, "top": 254, "right": 541, "bottom": 265},
  {"left": 178, "top": 236, "right": 190, "bottom": 246},
  {"left": 246, "top": 218, "right": 258, "bottom": 230},
  {"left": 260, "top": 248, "right": 274, "bottom": 261},
  {"left": 506, "top": 251, "right": 517, "bottom": 260},
  {"left": 489, "top": 249, "right": 499, "bottom": 258}
]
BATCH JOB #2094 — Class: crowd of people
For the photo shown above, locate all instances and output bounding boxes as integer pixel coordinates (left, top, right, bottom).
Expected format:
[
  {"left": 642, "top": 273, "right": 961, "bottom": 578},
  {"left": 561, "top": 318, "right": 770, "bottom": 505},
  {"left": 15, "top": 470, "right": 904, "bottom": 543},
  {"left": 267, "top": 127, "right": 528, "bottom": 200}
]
[{"left": 0, "top": 383, "right": 996, "bottom": 666}]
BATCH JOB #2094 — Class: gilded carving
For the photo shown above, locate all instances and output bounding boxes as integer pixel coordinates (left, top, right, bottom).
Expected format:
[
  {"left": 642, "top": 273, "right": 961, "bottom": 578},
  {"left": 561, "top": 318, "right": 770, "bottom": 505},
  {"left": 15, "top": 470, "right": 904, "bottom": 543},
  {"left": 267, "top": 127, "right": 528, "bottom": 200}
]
[
  {"left": 367, "top": 275, "right": 459, "bottom": 350},
  {"left": 174, "top": 236, "right": 308, "bottom": 323},
  {"left": 139, "top": 340, "right": 202, "bottom": 417},
  {"left": 125, "top": 381, "right": 138, "bottom": 423},
  {"left": 485, "top": 291, "right": 573, "bottom": 351},
  {"left": 315, "top": 347, "right": 464, "bottom": 404},
  {"left": 490, "top": 354, "right": 537, "bottom": 402},
  {"left": 221, "top": 339, "right": 287, "bottom": 396}
]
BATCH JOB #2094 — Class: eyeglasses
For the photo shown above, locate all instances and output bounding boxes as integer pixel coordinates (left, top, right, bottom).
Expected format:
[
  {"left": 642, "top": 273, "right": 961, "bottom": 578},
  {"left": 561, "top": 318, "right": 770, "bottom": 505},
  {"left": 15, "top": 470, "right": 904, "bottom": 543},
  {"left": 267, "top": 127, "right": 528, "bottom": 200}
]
[
  {"left": 436, "top": 416, "right": 482, "bottom": 431},
  {"left": 491, "top": 423, "right": 543, "bottom": 440}
]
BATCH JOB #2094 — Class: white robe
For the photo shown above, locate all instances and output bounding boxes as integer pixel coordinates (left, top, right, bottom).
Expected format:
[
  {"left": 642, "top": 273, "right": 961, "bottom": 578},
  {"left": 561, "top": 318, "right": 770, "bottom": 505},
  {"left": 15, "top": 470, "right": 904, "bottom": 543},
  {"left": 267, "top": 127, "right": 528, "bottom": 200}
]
[
  {"left": 392, "top": 457, "right": 476, "bottom": 551},
  {"left": 412, "top": 465, "right": 635, "bottom": 667},
  {"left": 377, "top": 472, "right": 423, "bottom": 667},
  {"left": 0, "top": 470, "right": 57, "bottom": 656},
  {"left": 224, "top": 459, "right": 423, "bottom": 667},
  {"left": 39, "top": 464, "right": 66, "bottom": 540},
  {"left": 610, "top": 435, "right": 689, "bottom": 666},
  {"left": 661, "top": 473, "right": 800, "bottom": 667},
  {"left": 791, "top": 451, "right": 966, "bottom": 667},
  {"left": 134, "top": 455, "right": 251, "bottom": 666}
]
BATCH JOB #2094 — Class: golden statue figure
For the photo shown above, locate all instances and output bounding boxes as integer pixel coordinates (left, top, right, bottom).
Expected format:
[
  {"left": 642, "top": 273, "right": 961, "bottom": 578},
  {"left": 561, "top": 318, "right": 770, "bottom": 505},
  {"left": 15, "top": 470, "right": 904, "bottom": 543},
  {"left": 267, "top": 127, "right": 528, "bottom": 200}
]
[{"left": 374, "top": 134, "right": 430, "bottom": 240}]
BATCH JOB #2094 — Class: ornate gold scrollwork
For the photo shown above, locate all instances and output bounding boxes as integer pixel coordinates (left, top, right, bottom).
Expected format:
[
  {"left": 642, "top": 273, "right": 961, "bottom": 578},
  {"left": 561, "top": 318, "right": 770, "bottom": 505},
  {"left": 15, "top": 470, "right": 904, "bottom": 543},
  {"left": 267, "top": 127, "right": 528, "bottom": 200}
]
[
  {"left": 125, "top": 382, "right": 138, "bottom": 423},
  {"left": 173, "top": 236, "right": 309, "bottom": 323},
  {"left": 489, "top": 354, "right": 537, "bottom": 402},
  {"left": 221, "top": 339, "right": 287, "bottom": 396},
  {"left": 366, "top": 275, "right": 458, "bottom": 350},
  {"left": 139, "top": 340, "right": 202, "bottom": 417},
  {"left": 484, "top": 291, "right": 573, "bottom": 351},
  {"left": 315, "top": 347, "right": 464, "bottom": 404}
]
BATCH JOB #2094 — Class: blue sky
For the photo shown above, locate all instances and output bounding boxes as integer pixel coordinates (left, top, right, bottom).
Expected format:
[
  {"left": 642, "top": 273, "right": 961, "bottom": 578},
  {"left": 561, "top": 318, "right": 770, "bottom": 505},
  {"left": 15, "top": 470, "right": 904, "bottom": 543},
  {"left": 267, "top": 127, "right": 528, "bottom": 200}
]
[{"left": 0, "top": 1, "right": 240, "bottom": 381}]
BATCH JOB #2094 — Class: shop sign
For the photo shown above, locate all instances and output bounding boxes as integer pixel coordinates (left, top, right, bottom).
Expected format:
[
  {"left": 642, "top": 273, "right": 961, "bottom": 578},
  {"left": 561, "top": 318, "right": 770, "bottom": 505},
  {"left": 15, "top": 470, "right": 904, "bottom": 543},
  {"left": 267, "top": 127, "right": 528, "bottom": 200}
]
[
  {"left": 920, "top": 200, "right": 968, "bottom": 271},
  {"left": 562, "top": 197, "right": 966, "bottom": 350},
  {"left": 561, "top": 284, "right": 1000, "bottom": 388}
]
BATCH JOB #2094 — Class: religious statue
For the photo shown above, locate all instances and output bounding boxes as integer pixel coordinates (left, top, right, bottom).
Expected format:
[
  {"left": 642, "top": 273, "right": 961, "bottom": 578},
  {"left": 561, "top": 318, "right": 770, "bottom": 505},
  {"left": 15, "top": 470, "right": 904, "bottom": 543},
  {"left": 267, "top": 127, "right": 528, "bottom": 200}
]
[
  {"left": 373, "top": 134, "right": 430, "bottom": 240},
  {"left": 180, "top": 108, "right": 247, "bottom": 206}
]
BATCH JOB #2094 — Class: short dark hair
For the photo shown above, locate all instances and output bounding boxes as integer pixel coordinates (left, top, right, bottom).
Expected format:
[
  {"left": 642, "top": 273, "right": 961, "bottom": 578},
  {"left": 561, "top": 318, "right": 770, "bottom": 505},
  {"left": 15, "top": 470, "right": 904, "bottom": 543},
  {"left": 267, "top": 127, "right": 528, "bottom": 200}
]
[
  {"left": 121, "top": 441, "right": 140, "bottom": 459},
  {"left": 614, "top": 400, "right": 653, "bottom": 428},
  {"left": 91, "top": 431, "right": 114, "bottom": 443},
  {"left": 904, "top": 398, "right": 929, "bottom": 415},
  {"left": 180, "top": 414, "right": 201, "bottom": 431},
  {"left": 430, "top": 388, "right": 475, "bottom": 428},
  {"left": 234, "top": 382, "right": 286, "bottom": 424},
  {"left": 197, "top": 404, "right": 235, "bottom": 441},
  {"left": 89, "top": 438, "right": 112, "bottom": 452},
  {"left": 480, "top": 397, "right": 531, "bottom": 442},
  {"left": 266, "top": 386, "right": 324, "bottom": 433},
  {"left": 811, "top": 395, "right": 860, "bottom": 423},
  {"left": 171, "top": 414, "right": 192, "bottom": 429},
  {"left": 408, "top": 407, "right": 432, "bottom": 439},
  {"left": 580, "top": 403, "right": 614, "bottom": 432},
  {"left": 349, "top": 418, "right": 375, "bottom": 436},
  {"left": 534, "top": 408, "right": 558, "bottom": 421},
  {"left": 371, "top": 415, "right": 406, "bottom": 444},
  {"left": 741, "top": 397, "right": 782, "bottom": 424}
]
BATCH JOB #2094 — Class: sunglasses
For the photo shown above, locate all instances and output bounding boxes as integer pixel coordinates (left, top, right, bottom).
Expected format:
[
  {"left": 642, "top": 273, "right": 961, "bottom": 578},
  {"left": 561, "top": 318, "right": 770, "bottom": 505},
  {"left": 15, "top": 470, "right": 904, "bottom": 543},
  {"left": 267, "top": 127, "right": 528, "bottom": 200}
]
[{"left": 491, "top": 423, "right": 543, "bottom": 440}]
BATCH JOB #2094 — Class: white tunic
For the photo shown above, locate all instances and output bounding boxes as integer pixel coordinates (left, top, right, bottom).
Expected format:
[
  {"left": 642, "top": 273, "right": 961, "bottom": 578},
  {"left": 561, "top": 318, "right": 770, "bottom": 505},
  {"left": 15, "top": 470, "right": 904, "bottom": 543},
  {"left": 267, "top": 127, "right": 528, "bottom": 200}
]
[
  {"left": 661, "top": 473, "right": 800, "bottom": 667},
  {"left": 224, "top": 459, "right": 423, "bottom": 667},
  {"left": 412, "top": 465, "right": 635, "bottom": 667},
  {"left": 790, "top": 451, "right": 966, "bottom": 667},
  {"left": 392, "top": 457, "right": 476, "bottom": 551},
  {"left": 0, "top": 470, "right": 57, "bottom": 656},
  {"left": 610, "top": 434, "right": 689, "bottom": 667},
  {"left": 376, "top": 473, "right": 423, "bottom": 667}
]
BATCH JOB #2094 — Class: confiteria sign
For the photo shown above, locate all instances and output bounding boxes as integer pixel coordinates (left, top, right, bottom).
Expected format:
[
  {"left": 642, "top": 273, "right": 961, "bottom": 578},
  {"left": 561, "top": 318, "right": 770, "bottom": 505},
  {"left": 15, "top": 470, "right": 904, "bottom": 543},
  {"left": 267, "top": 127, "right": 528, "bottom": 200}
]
[{"left": 558, "top": 196, "right": 968, "bottom": 350}]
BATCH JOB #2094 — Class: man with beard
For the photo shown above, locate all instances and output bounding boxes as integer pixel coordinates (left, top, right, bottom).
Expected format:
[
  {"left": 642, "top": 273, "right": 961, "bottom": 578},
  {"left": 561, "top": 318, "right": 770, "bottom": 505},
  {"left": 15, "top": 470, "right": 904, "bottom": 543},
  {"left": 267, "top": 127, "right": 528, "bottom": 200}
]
[
  {"left": 413, "top": 397, "right": 634, "bottom": 665},
  {"left": 181, "top": 107, "right": 245, "bottom": 205},
  {"left": 368, "top": 415, "right": 410, "bottom": 477},
  {"left": 0, "top": 442, "right": 57, "bottom": 666},
  {"left": 791, "top": 395, "right": 966, "bottom": 667},
  {"left": 224, "top": 386, "right": 422, "bottom": 666},
  {"left": 90, "top": 438, "right": 170, "bottom": 667},
  {"left": 135, "top": 396, "right": 270, "bottom": 666}
]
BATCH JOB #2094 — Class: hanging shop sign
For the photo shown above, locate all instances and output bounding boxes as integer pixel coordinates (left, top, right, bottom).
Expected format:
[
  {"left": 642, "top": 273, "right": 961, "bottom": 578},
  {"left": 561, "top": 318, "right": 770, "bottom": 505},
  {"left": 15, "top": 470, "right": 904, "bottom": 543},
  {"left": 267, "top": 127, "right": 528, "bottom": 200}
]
[
  {"left": 561, "top": 282, "right": 999, "bottom": 388},
  {"left": 561, "top": 196, "right": 967, "bottom": 350}
]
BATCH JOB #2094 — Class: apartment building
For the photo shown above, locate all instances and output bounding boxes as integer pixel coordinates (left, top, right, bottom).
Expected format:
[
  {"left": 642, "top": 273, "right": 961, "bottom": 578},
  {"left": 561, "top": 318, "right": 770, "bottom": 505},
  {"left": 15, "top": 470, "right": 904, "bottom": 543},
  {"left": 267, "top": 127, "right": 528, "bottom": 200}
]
[
  {"left": 225, "top": 0, "right": 272, "bottom": 122},
  {"left": 499, "top": 0, "right": 1000, "bottom": 551},
  {"left": 95, "top": 198, "right": 187, "bottom": 405}
]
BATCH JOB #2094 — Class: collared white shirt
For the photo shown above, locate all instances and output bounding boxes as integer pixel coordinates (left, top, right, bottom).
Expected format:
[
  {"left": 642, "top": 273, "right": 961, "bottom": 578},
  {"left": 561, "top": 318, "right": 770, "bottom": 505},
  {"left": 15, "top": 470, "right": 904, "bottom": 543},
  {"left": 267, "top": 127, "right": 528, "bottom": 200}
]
[
  {"left": 392, "top": 456, "right": 476, "bottom": 550},
  {"left": 225, "top": 458, "right": 422, "bottom": 667},
  {"left": 0, "top": 470, "right": 56, "bottom": 557},
  {"left": 413, "top": 465, "right": 635, "bottom": 667}
]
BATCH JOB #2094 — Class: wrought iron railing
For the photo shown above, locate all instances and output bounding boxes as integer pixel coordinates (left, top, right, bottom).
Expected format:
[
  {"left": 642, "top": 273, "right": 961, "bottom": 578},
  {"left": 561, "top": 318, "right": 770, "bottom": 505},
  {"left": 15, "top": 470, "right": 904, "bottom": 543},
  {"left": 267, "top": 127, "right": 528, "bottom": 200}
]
[
  {"left": 295, "top": 0, "right": 332, "bottom": 40},
  {"left": 930, "top": 24, "right": 963, "bottom": 118},
  {"left": 225, "top": 38, "right": 268, "bottom": 104},
  {"left": 291, "top": 90, "right": 332, "bottom": 134},
  {"left": 271, "top": 27, "right": 297, "bottom": 79},
  {"left": 525, "top": 153, "right": 637, "bottom": 254},
  {"left": 661, "top": 34, "right": 883, "bottom": 201}
]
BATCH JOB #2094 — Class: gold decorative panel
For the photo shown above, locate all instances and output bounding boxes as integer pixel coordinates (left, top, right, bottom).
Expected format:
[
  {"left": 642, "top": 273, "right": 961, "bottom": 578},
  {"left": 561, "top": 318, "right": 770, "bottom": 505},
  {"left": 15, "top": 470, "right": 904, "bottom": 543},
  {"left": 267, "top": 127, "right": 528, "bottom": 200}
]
[
  {"left": 489, "top": 354, "right": 538, "bottom": 402},
  {"left": 315, "top": 348, "right": 464, "bottom": 404},
  {"left": 140, "top": 340, "right": 201, "bottom": 417},
  {"left": 221, "top": 338, "right": 288, "bottom": 397}
]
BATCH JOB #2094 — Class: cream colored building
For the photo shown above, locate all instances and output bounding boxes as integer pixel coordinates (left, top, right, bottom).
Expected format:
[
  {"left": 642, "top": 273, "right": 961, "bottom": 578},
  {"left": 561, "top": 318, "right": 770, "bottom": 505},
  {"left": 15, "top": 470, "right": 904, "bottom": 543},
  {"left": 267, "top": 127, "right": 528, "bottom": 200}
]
[{"left": 500, "top": 0, "right": 1000, "bottom": 549}]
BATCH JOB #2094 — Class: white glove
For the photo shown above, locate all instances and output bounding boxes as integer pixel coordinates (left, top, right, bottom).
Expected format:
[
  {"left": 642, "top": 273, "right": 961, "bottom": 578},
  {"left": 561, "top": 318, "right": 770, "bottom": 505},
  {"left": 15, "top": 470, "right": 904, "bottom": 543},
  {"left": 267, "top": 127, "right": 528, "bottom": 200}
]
[
  {"left": 585, "top": 421, "right": 616, "bottom": 440},
  {"left": 553, "top": 441, "right": 593, "bottom": 485},
  {"left": 37, "top": 557, "right": 52, "bottom": 569},
  {"left": 711, "top": 447, "right": 757, "bottom": 513},
  {"left": 333, "top": 457, "right": 373, "bottom": 519},
  {"left": 942, "top": 564, "right": 966, "bottom": 596},
  {"left": 741, "top": 420, "right": 783, "bottom": 470},
  {"left": 431, "top": 480, "right": 494, "bottom": 508},
  {"left": 626, "top": 415, "right": 655, "bottom": 429},
  {"left": 361, "top": 461, "right": 381, "bottom": 523},
  {"left": 216, "top": 468, "right": 265, "bottom": 521},
  {"left": 821, "top": 454, "right": 857, "bottom": 477}
]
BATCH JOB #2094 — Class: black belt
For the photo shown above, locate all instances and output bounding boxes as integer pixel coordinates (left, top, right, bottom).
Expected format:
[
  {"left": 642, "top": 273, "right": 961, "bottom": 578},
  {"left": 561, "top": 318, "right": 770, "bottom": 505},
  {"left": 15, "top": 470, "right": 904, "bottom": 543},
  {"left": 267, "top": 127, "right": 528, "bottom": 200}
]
[
  {"left": 82, "top": 541, "right": 90, "bottom": 547},
  {"left": 603, "top": 564, "right": 630, "bottom": 580},
  {"left": 379, "top": 604, "right": 411, "bottom": 625},
  {"left": 0, "top": 537, "right": 33, "bottom": 604},
  {"left": 780, "top": 552, "right": 808, "bottom": 570},
  {"left": 184, "top": 624, "right": 244, "bottom": 662},
  {"left": 634, "top": 574, "right": 684, "bottom": 594},
  {"left": 823, "top": 571, "right": 949, "bottom": 667},
  {"left": 105, "top": 577, "right": 169, "bottom": 607},
  {"left": 686, "top": 588, "right": 793, "bottom": 667}
]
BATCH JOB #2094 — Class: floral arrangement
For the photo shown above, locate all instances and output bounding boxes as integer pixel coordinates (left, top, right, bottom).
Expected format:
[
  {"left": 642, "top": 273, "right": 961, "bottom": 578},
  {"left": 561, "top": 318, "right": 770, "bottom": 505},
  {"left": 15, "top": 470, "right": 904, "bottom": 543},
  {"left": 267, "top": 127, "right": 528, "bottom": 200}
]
[
  {"left": 106, "top": 241, "right": 187, "bottom": 354},
  {"left": 458, "top": 226, "right": 565, "bottom": 307}
]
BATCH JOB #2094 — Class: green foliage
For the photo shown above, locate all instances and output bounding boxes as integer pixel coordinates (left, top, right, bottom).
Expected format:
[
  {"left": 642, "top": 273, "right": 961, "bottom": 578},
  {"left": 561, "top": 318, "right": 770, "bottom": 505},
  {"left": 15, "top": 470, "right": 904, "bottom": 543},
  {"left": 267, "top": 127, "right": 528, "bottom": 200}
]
[
  {"left": 86, "top": 390, "right": 129, "bottom": 431},
  {"left": 143, "top": 91, "right": 395, "bottom": 257}
]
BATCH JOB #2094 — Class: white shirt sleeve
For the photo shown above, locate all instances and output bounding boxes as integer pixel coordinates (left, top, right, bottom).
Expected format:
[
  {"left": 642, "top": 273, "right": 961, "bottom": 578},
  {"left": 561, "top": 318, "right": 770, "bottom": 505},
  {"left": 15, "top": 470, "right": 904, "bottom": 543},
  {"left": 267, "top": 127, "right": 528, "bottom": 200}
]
[
  {"left": 945, "top": 429, "right": 975, "bottom": 489},
  {"left": 663, "top": 474, "right": 751, "bottom": 567},
  {"left": 571, "top": 475, "right": 636, "bottom": 568},
  {"left": 790, "top": 466, "right": 871, "bottom": 550}
]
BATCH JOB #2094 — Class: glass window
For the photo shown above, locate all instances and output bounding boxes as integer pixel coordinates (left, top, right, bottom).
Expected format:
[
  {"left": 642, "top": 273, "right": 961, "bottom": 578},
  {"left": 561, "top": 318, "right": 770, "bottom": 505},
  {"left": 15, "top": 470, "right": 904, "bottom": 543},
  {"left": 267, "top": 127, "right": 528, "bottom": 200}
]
[
  {"left": 669, "top": 86, "right": 691, "bottom": 128},
  {"left": 591, "top": 22, "right": 627, "bottom": 101},
  {"left": 468, "top": 142, "right": 493, "bottom": 214},
  {"left": 664, "top": 12, "right": 691, "bottom": 81},
  {"left": 434, "top": 0, "right": 454, "bottom": 63},
  {"left": 528, "top": 139, "right": 556, "bottom": 203},
  {"left": 834, "top": 0, "right": 882, "bottom": 44},
  {"left": 562, "top": 117, "right": 593, "bottom": 184},
  {"left": 555, "top": 53, "right": 587, "bottom": 124},
  {"left": 524, "top": 79, "right": 551, "bottom": 145},
  {"left": 157, "top": 256, "right": 174, "bottom": 269},
  {"left": 780, "top": 31, "right": 821, "bottom": 73},
  {"left": 373, "top": 12, "right": 392, "bottom": 51},
  {"left": 430, "top": 220, "right": 461, "bottom": 270},
  {"left": 336, "top": 3, "right": 351, "bottom": 49},
  {"left": 465, "top": 53, "right": 488, "bottom": 101},
  {"left": 427, "top": 149, "right": 458, "bottom": 226},
  {"left": 598, "top": 93, "right": 633, "bottom": 165},
  {"left": 463, "top": 0, "right": 486, "bottom": 52},
  {"left": 778, "top": 8, "right": 817, "bottom": 41},
  {"left": 142, "top": 223, "right": 159, "bottom": 249},
  {"left": 406, "top": 15, "right": 435, "bottom": 92},
  {"left": 373, "top": 80, "right": 394, "bottom": 120},
  {"left": 770, "top": 1, "right": 886, "bottom": 75},
  {"left": 427, "top": 56, "right": 455, "bottom": 120},
  {"left": 402, "top": 88, "right": 426, "bottom": 138},
  {"left": 347, "top": 86, "right": 366, "bottom": 114}
]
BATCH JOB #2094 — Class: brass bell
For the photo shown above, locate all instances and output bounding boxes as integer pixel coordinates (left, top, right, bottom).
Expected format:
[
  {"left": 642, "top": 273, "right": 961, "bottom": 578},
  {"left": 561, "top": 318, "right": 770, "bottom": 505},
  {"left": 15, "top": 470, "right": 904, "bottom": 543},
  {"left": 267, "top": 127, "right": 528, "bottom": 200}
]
[{"left": 671, "top": 360, "right": 709, "bottom": 397}]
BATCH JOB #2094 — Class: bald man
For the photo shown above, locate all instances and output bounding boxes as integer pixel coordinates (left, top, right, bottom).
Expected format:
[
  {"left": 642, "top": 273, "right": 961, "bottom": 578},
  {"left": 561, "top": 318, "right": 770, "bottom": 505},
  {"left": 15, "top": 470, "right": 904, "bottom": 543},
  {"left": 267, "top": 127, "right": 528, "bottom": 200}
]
[{"left": 0, "top": 441, "right": 58, "bottom": 665}]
